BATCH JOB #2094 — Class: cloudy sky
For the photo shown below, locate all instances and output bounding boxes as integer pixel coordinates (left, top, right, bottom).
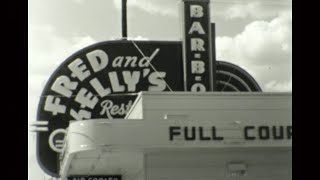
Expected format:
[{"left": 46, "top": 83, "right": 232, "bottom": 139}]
[{"left": 28, "top": 0, "right": 292, "bottom": 179}]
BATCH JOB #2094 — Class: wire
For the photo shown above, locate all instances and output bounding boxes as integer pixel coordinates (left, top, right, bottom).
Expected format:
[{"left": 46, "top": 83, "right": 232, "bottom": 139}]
[
  {"left": 131, "top": 40, "right": 174, "bottom": 92},
  {"left": 211, "top": 0, "right": 292, "bottom": 6}
]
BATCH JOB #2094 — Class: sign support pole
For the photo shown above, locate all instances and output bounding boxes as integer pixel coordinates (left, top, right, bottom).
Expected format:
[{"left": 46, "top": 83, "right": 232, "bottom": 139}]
[
  {"left": 122, "top": 0, "right": 128, "bottom": 39},
  {"left": 210, "top": 23, "right": 217, "bottom": 91}
]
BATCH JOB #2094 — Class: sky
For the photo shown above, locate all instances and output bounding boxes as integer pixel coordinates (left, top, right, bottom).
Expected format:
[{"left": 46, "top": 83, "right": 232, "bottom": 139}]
[{"left": 28, "top": 0, "right": 292, "bottom": 179}]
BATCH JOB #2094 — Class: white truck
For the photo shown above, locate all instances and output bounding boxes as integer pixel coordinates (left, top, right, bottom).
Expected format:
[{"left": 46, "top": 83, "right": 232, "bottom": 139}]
[{"left": 60, "top": 92, "right": 292, "bottom": 180}]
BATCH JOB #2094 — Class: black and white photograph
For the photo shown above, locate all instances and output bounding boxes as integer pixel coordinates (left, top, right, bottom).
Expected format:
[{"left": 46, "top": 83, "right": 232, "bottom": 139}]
[{"left": 28, "top": 0, "right": 292, "bottom": 179}]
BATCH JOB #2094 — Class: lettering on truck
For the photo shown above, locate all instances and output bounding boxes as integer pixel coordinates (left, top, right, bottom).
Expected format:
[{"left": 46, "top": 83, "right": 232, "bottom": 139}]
[{"left": 169, "top": 126, "right": 292, "bottom": 141}]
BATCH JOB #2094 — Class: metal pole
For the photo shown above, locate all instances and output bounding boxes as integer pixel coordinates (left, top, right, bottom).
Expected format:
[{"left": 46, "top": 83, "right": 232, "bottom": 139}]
[
  {"left": 211, "top": 23, "right": 217, "bottom": 91},
  {"left": 122, "top": 0, "right": 128, "bottom": 39}
]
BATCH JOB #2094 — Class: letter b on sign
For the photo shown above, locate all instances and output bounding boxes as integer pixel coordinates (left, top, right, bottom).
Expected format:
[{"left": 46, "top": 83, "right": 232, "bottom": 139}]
[
  {"left": 190, "top": 5, "right": 204, "bottom": 18},
  {"left": 192, "top": 61, "right": 205, "bottom": 74}
]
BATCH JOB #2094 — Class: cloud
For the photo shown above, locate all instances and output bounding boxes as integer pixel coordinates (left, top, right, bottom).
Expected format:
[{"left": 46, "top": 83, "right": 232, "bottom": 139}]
[
  {"left": 71, "top": 36, "right": 96, "bottom": 50},
  {"left": 222, "top": 1, "right": 291, "bottom": 19},
  {"left": 113, "top": 0, "right": 180, "bottom": 17},
  {"left": 28, "top": 24, "right": 96, "bottom": 77},
  {"left": 127, "top": 35, "right": 149, "bottom": 41},
  {"left": 72, "top": 0, "right": 86, "bottom": 4},
  {"left": 265, "top": 78, "right": 292, "bottom": 92},
  {"left": 216, "top": 11, "right": 292, "bottom": 92},
  {"left": 112, "top": 0, "right": 291, "bottom": 21}
]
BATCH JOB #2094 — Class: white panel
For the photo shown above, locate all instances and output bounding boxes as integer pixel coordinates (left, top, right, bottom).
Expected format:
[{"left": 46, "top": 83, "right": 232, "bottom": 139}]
[
  {"left": 126, "top": 94, "right": 143, "bottom": 119},
  {"left": 61, "top": 92, "right": 292, "bottom": 180},
  {"left": 146, "top": 148, "right": 291, "bottom": 180}
]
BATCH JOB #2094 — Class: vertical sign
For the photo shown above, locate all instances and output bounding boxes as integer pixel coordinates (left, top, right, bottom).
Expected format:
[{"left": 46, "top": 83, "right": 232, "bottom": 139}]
[{"left": 182, "top": 0, "right": 214, "bottom": 92}]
